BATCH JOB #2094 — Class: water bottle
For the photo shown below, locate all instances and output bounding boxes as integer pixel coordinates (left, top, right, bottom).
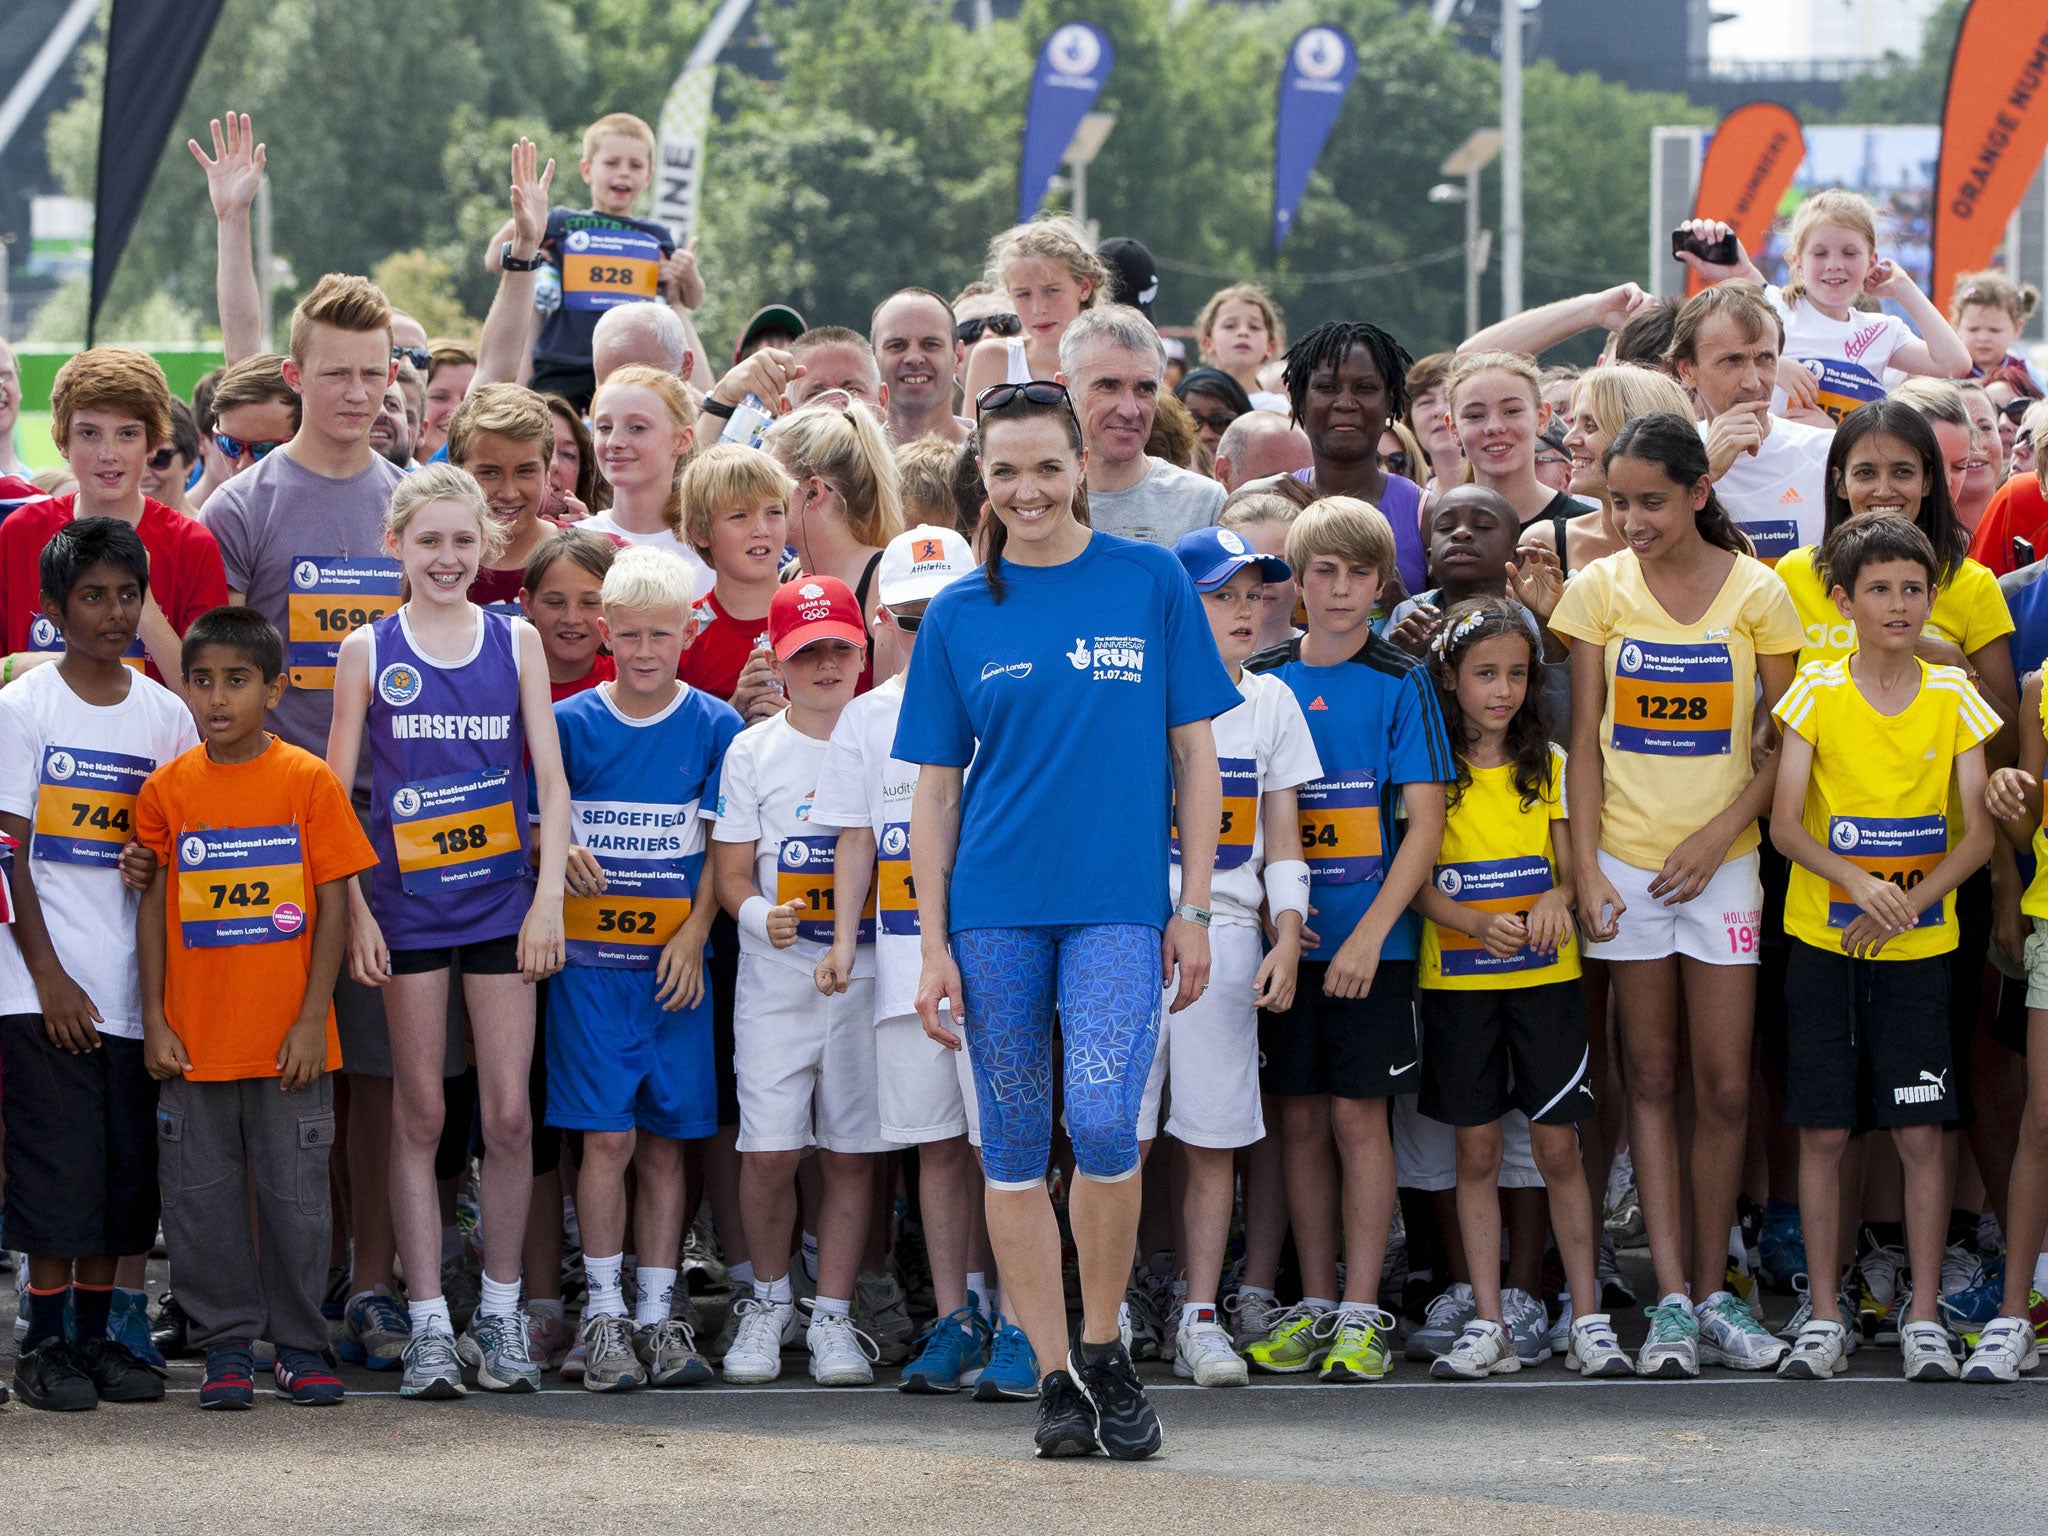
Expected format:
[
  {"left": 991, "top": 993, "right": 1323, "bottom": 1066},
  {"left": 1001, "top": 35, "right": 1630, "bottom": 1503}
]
[
  {"left": 721, "top": 392, "right": 773, "bottom": 450},
  {"left": 755, "top": 632, "right": 784, "bottom": 696}
]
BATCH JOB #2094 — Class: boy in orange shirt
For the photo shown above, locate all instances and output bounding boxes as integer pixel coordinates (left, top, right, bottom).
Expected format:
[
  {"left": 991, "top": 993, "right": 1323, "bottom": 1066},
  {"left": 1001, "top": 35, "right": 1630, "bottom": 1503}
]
[{"left": 135, "top": 607, "right": 376, "bottom": 1409}]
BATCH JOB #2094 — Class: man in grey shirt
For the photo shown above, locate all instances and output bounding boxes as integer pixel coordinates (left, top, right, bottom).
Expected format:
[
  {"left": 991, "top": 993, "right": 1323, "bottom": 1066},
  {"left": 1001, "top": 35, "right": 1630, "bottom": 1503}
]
[{"left": 1058, "top": 305, "right": 1224, "bottom": 545}]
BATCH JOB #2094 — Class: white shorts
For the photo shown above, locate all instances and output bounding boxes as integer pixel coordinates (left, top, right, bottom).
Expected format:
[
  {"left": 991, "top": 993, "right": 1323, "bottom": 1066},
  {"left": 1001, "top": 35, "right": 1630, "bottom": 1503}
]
[
  {"left": 1137, "top": 923, "right": 1266, "bottom": 1149},
  {"left": 733, "top": 954, "right": 889, "bottom": 1155},
  {"left": 1582, "top": 848, "right": 1764, "bottom": 966},
  {"left": 875, "top": 1010, "right": 979, "bottom": 1146},
  {"left": 1391, "top": 1094, "right": 1543, "bottom": 1192}
]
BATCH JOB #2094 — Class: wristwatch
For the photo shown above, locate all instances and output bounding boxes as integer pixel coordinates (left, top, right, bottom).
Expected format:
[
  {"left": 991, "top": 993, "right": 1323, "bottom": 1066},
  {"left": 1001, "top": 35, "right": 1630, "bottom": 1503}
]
[
  {"left": 500, "top": 245, "right": 546, "bottom": 272},
  {"left": 1174, "top": 903, "right": 1212, "bottom": 928}
]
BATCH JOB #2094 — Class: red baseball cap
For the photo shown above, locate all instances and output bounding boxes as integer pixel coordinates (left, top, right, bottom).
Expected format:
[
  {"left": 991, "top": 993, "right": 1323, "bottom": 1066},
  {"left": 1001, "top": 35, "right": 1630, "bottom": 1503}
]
[{"left": 768, "top": 575, "right": 867, "bottom": 661}]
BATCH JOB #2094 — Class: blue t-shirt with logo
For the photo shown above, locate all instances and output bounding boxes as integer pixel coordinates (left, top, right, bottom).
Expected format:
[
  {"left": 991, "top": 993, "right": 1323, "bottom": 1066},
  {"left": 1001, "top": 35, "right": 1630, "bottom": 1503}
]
[
  {"left": 893, "top": 531, "right": 1240, "bottom": 934},
  {"left": 1248, "top": 632, "right": 1454, "bottom": 963}
]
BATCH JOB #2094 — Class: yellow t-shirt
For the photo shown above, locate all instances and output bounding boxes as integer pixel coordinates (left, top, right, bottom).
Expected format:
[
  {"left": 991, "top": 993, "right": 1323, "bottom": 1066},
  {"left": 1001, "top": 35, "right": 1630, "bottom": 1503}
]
[
  {"left": 1777, "top": 546, "right": 2014, "bottom": 666},
  {"left": 1420, "top": 744, "right": 1582, "bottom": 991},
  {"left": 1773, "top": 658, "right": 1999, "bottom": 959},
  {"left": 1550, "top": 549, "right": 1805, "bottom": 871},
  {"left": 2027, "top": 700, "right": 2048, "bottom": 922}
]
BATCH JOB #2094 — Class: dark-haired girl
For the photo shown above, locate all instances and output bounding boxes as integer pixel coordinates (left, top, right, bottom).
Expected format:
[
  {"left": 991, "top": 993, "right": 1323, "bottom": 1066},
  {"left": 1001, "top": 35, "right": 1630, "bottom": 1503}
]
[
  {"left": 1412, "top": 598, "right": 1630, "bottom": 1381},
  {"left": 1550, "top": 411, "right": 1804, "bottom": 1378}
]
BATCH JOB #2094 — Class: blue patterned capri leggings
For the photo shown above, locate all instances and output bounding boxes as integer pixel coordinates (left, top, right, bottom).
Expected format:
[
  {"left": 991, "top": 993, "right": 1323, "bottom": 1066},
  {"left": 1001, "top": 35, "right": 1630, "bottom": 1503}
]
[{"left": 953, "top": 924, "right": 1163, "bottom": 1190}]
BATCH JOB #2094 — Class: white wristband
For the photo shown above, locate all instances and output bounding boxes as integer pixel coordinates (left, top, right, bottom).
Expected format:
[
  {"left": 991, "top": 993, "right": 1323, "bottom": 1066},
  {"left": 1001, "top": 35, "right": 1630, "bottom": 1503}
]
[
  {"left": 1263, "top": 860, "right": 1312, "bottom": 922},
  {"left": 739, "top": 895, "right": 775, "bottom": 945}
]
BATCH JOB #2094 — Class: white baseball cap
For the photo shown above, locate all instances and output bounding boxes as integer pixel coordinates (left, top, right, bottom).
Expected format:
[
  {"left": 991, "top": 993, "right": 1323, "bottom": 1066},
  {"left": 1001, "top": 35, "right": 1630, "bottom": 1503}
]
[{"left": 879, "top": 524, "right": 977, "bottom": 606}]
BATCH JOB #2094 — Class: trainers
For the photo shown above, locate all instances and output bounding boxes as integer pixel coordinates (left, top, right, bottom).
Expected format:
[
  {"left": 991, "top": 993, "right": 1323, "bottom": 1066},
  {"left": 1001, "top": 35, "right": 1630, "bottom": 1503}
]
[
  {"left": 398, "top": 1325, "right": 467, "bottom": 1400},
  {"left": 320, "top": 1264, "right": 351, "bottom": 1321},
  {"left": 1696, "top": 1290, "right": 1787, "bottom": 1370},
  {"left": 1775, "top": 1275, "right": 1860, "bottom": 1353},
  {"left": 807, "top": 1308, "right": 880, "bottom": 1386},
  {"left": 1565, "top": 1312, "right": 1633, "bottom": 1377},
  {"left": 1121, "top": 1283, "right": 1164, "bottom": 1361},
  {"left": 1759, "top": 1203, "right": 1807, "bottom": 1292},
  {"left": 1940, "top": 1256, "right": 2006, "bottom": 1339},
  {"left": 273, "top": 1346, "right": 345, "bottom": 1406},
  {"left": 900, "top": 1306, "right": 989, "bottom": 1394},
  {"left": 1900, "top": 1318, "right": 1960, "bottom": 1382},
  {"left": 722, "top": 1296, "right": 794, "bottom": 1385},
  {"left": 1245, "top": 1302, "right": 1335, "bottom": 1374},
  {"left": 199, "top": 1342, "right": 258, "bottom": 1410},
  {"left": 440, "top": 1257, "right": 481, "bottom": 1333},
  {"left": 1940, "top": 1242, "right": 1978, "bottom": 1302},
  {"left": 1071, "top": 1342, "right": 1162, "bottom": 1460},
  {"left": 579, "top": 1313, "right": 646, "bottom": 1393},
  {"left": 1963, "top": 1315, "right": 2042, "bottom": 1382},
  {"left": 1502, "top": 1286, "right": 1552, "bottom": 1365},
  {"left": 1172, "top": 1309, "right": 1249, "bottom": 1386},
  {"left": 524, "top": 1304, "right": 575, "bottom": 1372},
  {"left": 1776, "top": 1318, "right": 1850, "bottom": 1379},
  {"left": 107, "top": 1289, "right": 166, "bottom": 1370},
  {"left": 1032, "top": 1368, "right": 1099, "bottom": 1457},
  {"left": 1223, "top": 1288, "right": 1283, "bottom": 1351},
  {"left": 1319, "top": 1305, "right": 1396, "bottom": 1382},
  {"left": 1431, "top": 1318, "right": 1518, "bottom": 1379},
  {"left": 1597, "top": 1239, "right": 1636, "bottom": 1310},
  {"left": 1405, "top": 1282, "right": 1477, "bottom": 1361},
  {"left": 457, "top": 1310, "right": 540, "bottom": 1392},
  {"left": 13, "top": 1340, "right": 97, "bottom": 1412},
  {"left": 339, "top": 1287, "right": 410, "bottom": 1370},
  {"left": 974, "top": 1316, "right": 1041, "bottom": 1401},
  {"left": 150, "top": 1291, "right": 194, "bottom": 1359},
  {"left": 1855, "top": 1245, "right": 1905, "bottom": 1343},
  {"left": 636, "top": 1317, "right": 713, "bottom": 1387},
  {"left": 1637, "top": 1296, "right": 1700, "bottom": 1378},
  {"left": 853, "top": 1272, "right": 915, "bottom": 1366},
  {"left": 77, "top": 1335, "right": 166, "bottom": 1403}
]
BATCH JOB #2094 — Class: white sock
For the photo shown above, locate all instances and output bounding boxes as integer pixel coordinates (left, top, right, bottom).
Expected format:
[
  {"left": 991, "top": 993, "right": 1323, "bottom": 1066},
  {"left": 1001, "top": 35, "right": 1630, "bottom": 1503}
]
[
  {"left": 440, "top": 1225, "right": 462, "bottom": 1265},
  {"left": 478, "top": 1272, "right": 521, "bottom": 1320},
  {"left": 812, "top": 1294, "right": 851, "bottom": 1320},
  {"left": 585, "top": 1253, "right": 626, "bottom": 1318},
  {"left": 1240, "top": 1284, "right": 1276, "bottom": 1302},
  {"left": 2034, "top": 1251, "right": 2048, "bottom": 1293},
  {"left": 729, "top": 1259, "right": 756, "bottom": 1290},
  {"left": 754, "top": 1272, "right": 793, "bottom": 1305},
  {"left": 1336, "top": 1299, "right": 1374, "bottom": 1317},
  {"left": 409, "top": 1296, "right": 453, "bottom": 1337},
  {"left": 965, "top": 1272, "right": 988, "bottom": 1309},
  {"left": 562, "top": 1195, "right": 581, "bottom": 1246},
  {"left": 799, "top": 1233, "right": 819, "bottom": 1282},
  {"left": 1180, "top": 1301, "right": 1213, "bottom": 1330},
  {"left": 1302, "top": 1296, "right": 1336, "bottom": 1313},
  {"left": 526, "top": 1296, "right": 565, "bottom": 1323},
  {"left": 635, "top": 1266, "right": 678, "bottom": 1328}
]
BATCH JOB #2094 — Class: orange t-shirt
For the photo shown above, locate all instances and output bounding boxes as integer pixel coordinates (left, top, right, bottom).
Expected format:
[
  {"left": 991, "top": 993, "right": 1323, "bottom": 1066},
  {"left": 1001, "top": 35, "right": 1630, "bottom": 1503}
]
[
  {"left": 135, "top": 736, "right": 377, "bottom": 1080},
  {"left": 1966, "top": 472, "right": 2048, "bottom": 576}
]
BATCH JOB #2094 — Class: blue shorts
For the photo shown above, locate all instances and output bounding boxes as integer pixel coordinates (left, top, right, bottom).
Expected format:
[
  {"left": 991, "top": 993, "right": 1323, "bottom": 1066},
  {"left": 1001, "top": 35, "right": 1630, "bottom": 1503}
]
[
  {"left": 954, "top": 923, "right": 1161, "bottom": 1190},
  {"left": 544, "top": 965, "right": 716, "bottom": 1140}
]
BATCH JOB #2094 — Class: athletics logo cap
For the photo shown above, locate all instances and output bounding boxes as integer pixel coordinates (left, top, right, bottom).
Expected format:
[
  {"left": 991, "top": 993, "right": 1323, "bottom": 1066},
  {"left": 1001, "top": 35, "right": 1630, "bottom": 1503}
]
[
  {"left": 879, "top": 524, "right": 976, "bottom": 606},
  {"left": 768, "top": 574, "right": 867, "bottom": 660},
  {"left": 1171, "top": 525, "right": 1291, "bottom": 593}
]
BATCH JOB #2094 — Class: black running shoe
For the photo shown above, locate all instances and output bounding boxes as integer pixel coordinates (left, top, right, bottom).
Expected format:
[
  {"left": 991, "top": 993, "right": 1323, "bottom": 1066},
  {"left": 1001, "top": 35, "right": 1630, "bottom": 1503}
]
[
  {"left": 78, "top": 1335, "right": 166, "bottom": 1403},
  {"left": 1032, "top": 1369, "right": 1099, "bottom": 1458},
  {"left": 13, "top": 1341, "right": 99, "bottom": 1412},
  {"left": 152, "top": 1291, "right": 193, "bottom": 1358},
  {"left": 1071, "top": 1343, "right": 1162, "bottom": 1461}
]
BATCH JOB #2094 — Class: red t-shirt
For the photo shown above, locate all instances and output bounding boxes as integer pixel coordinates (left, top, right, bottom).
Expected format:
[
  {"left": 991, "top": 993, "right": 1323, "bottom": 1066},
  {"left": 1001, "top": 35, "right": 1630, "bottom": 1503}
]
[
  {"left": 680, "top": 589, "right": 768, "bottom": 702},
  {"left": 1967, "top": 473, "right": 2048, "bottom": 576},
  {"left": 0, "top": 494, "right": 229, "bottom": 681},
  {"left": 549, "top": 652, "right": 615, "bottom": 703}
]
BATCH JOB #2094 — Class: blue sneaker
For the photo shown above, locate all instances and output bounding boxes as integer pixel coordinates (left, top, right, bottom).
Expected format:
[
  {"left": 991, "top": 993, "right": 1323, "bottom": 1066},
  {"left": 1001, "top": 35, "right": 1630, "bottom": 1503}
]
[
  {"left": 1942, "top": 1254, "right": 2007, "bottom": 1341},
  {"left": 339, "top": 1287, "right": 410, "bottom": 1370},
  {"left": 1759, "top": 1202, "right": 1807, "bottom": 1293},
  {"left": 899, "top": 1304, "right": 990, "bottom": 1394},
  {"left": 973, "top": 1315, "right": 1040, "bottom": 1402},
  {"left": 107, "top": 1288, "right": 166, "bottom": 1370}
]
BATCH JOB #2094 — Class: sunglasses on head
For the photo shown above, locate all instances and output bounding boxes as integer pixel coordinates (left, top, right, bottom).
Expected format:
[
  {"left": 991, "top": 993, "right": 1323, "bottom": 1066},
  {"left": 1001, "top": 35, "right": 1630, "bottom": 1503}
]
[
  {"left": 974, "top": 380, "right": 1079, "bottom": 430},
  {"left": 215, "top": 432, "right": 287, "bottom": 462},
  {"left": 393, "top": 345, "right": 431, "bottom": 370},
  {"left": 956, "top": 313, "right": 1023, "bottom": 345}
]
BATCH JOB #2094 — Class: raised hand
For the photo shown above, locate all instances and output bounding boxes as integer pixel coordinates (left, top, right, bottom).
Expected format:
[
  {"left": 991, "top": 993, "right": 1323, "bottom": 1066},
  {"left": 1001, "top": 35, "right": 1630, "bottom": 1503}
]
[
  {"left": 508, "top": 136, "right": 556, "bottom": 255},
  {"left": 189, "top": 112, "right": 265, "bottom": 221}
]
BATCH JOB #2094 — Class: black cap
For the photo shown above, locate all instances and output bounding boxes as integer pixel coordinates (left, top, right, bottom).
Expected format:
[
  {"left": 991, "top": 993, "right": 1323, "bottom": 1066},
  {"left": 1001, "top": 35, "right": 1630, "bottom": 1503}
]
[
  {"left": 1097, "top": 237, "right": 1158, "bottom": 321},
  {"left": 733, "top": 303, "right": 808, "bottom": 365}
]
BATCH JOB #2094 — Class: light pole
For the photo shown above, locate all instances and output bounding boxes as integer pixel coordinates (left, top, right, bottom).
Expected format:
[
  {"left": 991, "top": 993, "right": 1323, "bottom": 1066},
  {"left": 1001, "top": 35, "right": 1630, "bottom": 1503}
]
[
  {"left": 1436, "top": 129, "right": 1502, "bottom": 338},
  {"left": 1500, "top": 0, "right": 1523, "bottom": 318},
  {"left": 1063, "top": 111, "right": 1118, "bottom": 246}
]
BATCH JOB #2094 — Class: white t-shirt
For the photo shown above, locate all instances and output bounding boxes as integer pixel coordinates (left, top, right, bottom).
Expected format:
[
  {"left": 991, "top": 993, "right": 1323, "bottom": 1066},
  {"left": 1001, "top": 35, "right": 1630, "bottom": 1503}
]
[
  {"left": 712, "top": 709, "right": 875, "bottom": 978},
  {"left": 1767, "top": 285, "right": 1914, "bottom": 419},
  {"left": 0, "top": 663, "right": 199, "bottom": 1036},
  {"left": 809, "top": 675, "right": 926, "bottom": 1022},
  {"left": 581, "top": 511, "right": 714, "bottom": 602},
  {"left": 1169, "top": 668, "right": 1322, "bottom": 928},
  {"left": 1704, "top": 413, "right": 1833, "bottom": 565}
]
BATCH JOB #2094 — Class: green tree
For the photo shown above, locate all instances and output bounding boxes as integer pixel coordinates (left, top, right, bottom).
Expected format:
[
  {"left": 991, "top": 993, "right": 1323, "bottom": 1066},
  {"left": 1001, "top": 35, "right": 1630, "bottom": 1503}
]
[{"left": 1837, "top": 0, "right": 1967, "bottom": 123}]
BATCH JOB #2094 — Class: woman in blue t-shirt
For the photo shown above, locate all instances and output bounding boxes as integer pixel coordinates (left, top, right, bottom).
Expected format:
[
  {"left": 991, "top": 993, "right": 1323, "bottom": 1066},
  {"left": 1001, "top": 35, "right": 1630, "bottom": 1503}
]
[{"left": 893, "top": 381, "right": 1241, "bottom": 1460}]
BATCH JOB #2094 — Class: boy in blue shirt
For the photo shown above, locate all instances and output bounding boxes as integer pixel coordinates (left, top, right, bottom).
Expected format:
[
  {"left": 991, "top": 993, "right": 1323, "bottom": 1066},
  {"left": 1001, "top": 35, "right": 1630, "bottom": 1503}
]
[{"left": 1243, "top": 496, "right": 1454, "bottom": 1383}]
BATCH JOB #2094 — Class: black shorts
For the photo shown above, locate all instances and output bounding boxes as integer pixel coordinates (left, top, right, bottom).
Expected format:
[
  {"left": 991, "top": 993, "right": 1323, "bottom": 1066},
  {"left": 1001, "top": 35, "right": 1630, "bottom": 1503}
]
[
  {"left": 1258, "top": 960, "right": 1419, "bottom": 1100},
  {"left": 1991, "top": 964, "right": 2031, "bottom": 1056},
  {"left": 709, "top": 910, "right": 740, "bottom": 1128},
  {"left": 388, "top": 932, "right": 522, "bottom": 977},
  {"left": 0, "top": 1018, "right": 159, "bottom": 1257},
  {"left": 529, "top": 979, "right": 559, "bottom": 1176},
  {"left": 1755, "top": 840, "right": 1793, "bottom": 1064},
  {"left": 1417, "top": 979, "right": 1594, "bottom": 1127},
  {"left": 1945, "top": 867, "right": 1991, "bottom": 1125},
  {"left": 1784, "top": 942, "right": 1953, "bottom": 1131}
]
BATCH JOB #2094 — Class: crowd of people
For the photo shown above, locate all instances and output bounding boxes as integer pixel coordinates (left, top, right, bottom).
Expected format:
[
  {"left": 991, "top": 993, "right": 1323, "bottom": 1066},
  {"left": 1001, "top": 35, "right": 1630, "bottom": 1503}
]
[{"left": 4, "top": 102, "right": 2048, "bottom": 1463}]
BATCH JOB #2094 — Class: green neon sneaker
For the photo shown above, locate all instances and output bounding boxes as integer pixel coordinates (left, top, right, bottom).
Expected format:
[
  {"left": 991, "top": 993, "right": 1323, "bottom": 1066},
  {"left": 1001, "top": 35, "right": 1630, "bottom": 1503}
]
[
  {"left": 1319, "top": 1305, "right": 1396, "bottom": 1382},
  {"left": 1243, "top": 1302, "right": 1335, "bottom": 1374}
]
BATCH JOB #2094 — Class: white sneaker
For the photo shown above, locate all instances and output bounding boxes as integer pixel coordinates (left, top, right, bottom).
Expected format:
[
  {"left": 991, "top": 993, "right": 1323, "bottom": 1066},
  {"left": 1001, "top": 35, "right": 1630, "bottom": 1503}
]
[
  {"left": 1502, "top": 1287, "right": 1552, "bottom": 1365},
  {"left": 1431, "top": 1319, "right": 1520, "bottom": 1379},
  {"left": 1404, "top": 1282, "right": 1476, "bottom": 1361},
  {"left": 1776, "top": 1276, "right": 1860, "bottom": 1354},
  {"left": 1545, "top": 1290, "right": 1573, "bottom": 1355},
  {"left": 1564, "top": 1312, "right": 1632, "bottom": 1377},
  {"left": 579, "top": 1312, "right": 647, "bottom": 1393},
  {"left": 1172, "top": 1311, "right": 1248, "bottom": 1387},
  {"left": 1939, "top": 1243, "right": 1977, "bottom": 1302},
  {"left": 1962, "top": 1316, "right": 2041, "bottom": 1382},
  {"left": 721, "top": 1296, "right": 793, "bottom": 1385},
  {"left": 1223, "top": 1289, "right": 1282, "bottom": 1351},
  {"left": 1900, "top": 1319, "right": 1960, "bottom": 1382},
  {"left": 806, "top": 1308, "right": 880, "bottom": 1386},
  {"left": 1776, "top": 1318, "right": 1849, "bottom": 1379},
  {"left": 1638, "top": 1295, "right": 1700, "bottom": 1378},
  {"left": 1695, "top": 1290, "right": 1787, "bottom": 1370}
]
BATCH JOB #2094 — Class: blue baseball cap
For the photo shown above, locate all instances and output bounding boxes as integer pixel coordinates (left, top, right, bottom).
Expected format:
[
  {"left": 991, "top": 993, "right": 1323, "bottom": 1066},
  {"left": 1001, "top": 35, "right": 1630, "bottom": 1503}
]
[{"left": 1172, "top": 525, "right": 1291, "bottom": 592}]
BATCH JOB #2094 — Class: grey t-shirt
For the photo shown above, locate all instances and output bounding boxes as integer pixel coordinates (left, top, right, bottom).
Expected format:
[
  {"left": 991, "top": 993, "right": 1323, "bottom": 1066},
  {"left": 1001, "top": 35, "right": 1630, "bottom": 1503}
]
[
  {"left": 202, "top": 450, "right": 406, "bottom": 788},
  {"left": 1087, "top": 457, "right": 1226, "bottom": 546}
]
